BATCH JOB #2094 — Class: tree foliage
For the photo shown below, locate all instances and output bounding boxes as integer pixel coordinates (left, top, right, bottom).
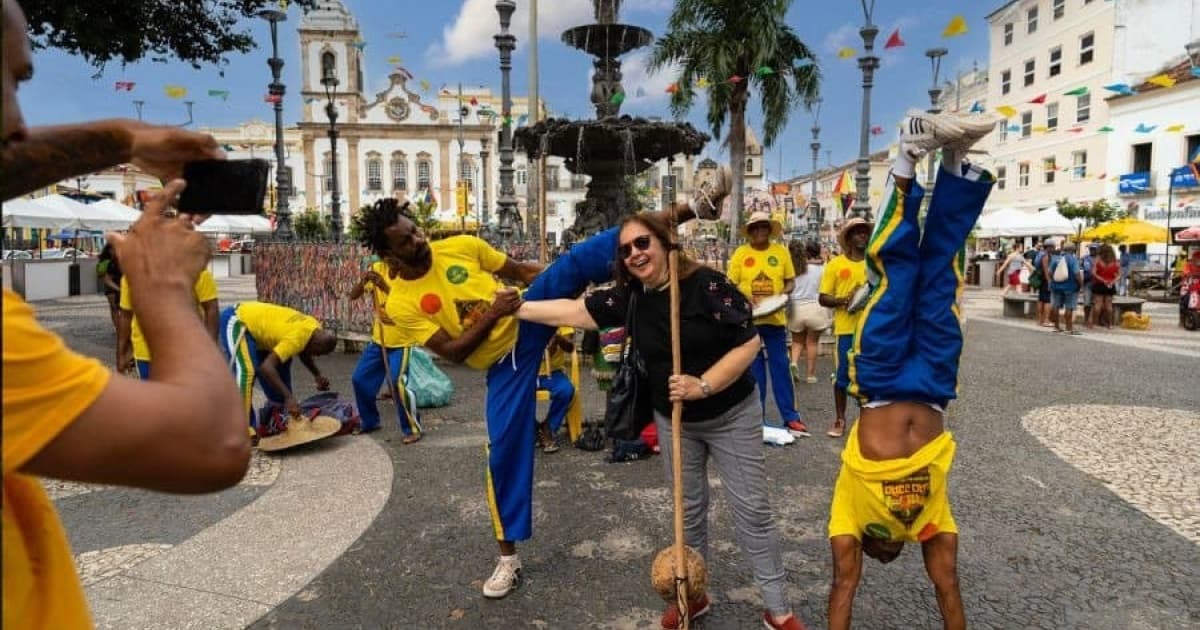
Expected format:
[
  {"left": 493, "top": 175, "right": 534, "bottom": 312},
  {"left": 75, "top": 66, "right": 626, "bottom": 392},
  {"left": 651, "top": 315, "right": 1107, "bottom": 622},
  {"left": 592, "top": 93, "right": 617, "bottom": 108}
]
[
  {"left": 410, "top": 200, "right": 442, "bottom": 236},
  {"left": 1055, "top": 197, "right": 1119, "bottom": 227},
  {"left": 648, "top": 0, "right": 821, "bottom": 243},
  {"left": 23, "top": 1, "right": 318, "bottom": 70},
  {"left": 292, "top": 209, "right": 330, "bottom": 240}
]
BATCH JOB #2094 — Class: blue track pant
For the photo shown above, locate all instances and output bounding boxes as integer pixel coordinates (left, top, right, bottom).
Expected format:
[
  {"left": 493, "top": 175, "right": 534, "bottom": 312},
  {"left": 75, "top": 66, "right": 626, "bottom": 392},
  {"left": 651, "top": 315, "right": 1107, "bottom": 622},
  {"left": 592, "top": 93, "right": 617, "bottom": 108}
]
[
  {"left": 847, "top": 166, "right": 993, "bottom": 408},
  {"left": 537, "top": 370, "right": 575, "bottom": 435},
  {"left": 484, "top": 227, "right": 618, "bottom": 542},
  {"left": 749, "top": 324, "right": 801, "bottom": 425},
  {"left": 352, "top": 343, "right": 422, "bottom": 435}
]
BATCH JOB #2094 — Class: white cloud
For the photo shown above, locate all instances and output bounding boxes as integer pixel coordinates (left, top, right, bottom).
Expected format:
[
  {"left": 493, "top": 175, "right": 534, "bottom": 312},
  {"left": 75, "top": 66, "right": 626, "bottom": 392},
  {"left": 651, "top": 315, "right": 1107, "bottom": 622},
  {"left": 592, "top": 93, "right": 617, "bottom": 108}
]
[
  {"left": 427, "top": 0, "right": 593, "bottom": 66},
  {"left": 618, "top": 50, "right": 678, "bottom": 109}
]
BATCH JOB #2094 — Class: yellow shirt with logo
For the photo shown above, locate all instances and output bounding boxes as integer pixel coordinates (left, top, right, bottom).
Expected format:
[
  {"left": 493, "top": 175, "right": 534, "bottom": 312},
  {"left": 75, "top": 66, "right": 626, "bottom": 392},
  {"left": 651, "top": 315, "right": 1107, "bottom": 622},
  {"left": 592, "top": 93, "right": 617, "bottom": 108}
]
[
  {"left": 235, "top": 301, "right": 322, "bottom": 363},
  {"left": 384, "top": 235, "right": 517, "bottom": 371},
  {"left": 819, "top": 255, "right": 867, "bottom": 336},
  {"left": 827, "top": 424, "right": 957, "bottom": 543},
  {"left": 119, "top": 270, "right": 219, "bottom": 361},
  {"left": 367, "top": 261, "right": 417, "bottom": 348},
  {"left": 540, "top": 327, "right": 573, "bottom": 374},
  {"left": 3, "top": 290, "right": 107, "bottom": 629},
  {"left": 727, "top": 242, "right": 795, "bottom": 327}
]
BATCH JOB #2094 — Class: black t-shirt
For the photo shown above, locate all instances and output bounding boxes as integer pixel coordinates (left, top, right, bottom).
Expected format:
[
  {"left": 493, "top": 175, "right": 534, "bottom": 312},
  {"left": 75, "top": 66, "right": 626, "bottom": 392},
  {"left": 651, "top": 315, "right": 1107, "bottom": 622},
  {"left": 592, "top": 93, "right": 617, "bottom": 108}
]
[{"left": 585, "top": 266, "right": 757, "bottom": 422}]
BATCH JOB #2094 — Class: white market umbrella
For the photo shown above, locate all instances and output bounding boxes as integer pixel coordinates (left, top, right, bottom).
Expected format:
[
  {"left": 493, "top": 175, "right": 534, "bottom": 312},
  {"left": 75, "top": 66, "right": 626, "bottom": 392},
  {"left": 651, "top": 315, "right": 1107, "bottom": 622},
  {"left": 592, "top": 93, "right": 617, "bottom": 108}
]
[{"left": 2, "top": 197, "right": 82, "bottom": 230}]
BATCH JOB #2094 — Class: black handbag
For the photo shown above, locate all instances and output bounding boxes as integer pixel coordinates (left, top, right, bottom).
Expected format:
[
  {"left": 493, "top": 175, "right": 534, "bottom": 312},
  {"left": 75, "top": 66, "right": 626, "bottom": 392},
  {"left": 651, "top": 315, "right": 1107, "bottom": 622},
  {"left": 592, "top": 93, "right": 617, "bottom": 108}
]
[{"left": 603, "top": 290, "right": 653, "bottom": 441}]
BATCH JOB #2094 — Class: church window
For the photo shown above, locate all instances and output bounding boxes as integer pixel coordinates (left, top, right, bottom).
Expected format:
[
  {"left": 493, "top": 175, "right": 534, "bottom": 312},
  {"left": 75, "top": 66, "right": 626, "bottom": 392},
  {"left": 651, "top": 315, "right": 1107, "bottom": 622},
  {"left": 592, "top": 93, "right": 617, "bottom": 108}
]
[
  {"left": 391, "top": 153, "right": 408, "bottom": 191},
  {"left": 417, "top": 159, "right": 432, "bottom": 190},
  {"left": 321, "top": 52, "right": 336, "bottom": 83},
  {"left": 366, "top": 155, "right": 382, "bottom": 191}
]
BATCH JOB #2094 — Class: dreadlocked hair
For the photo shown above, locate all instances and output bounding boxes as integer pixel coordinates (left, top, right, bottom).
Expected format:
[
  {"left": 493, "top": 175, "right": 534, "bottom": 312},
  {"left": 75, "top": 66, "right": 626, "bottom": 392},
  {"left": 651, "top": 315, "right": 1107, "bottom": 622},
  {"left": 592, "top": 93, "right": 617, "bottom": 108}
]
[{"left": 355, "top": 197, "right": 416, "bottom": 254}]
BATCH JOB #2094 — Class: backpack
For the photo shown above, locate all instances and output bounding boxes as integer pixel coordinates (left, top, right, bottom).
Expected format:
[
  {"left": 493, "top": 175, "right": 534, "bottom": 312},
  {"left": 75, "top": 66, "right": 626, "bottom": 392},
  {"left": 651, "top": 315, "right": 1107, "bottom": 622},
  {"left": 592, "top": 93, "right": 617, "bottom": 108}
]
[
  {"left": 1052, "top": 255, "right": 1070, "bottom": 283},
  {"left": 1029, "top": 265, "right": 1044, "bottom": 290},
  {"left": 576, "top": 417, "right": 607, "bottom": 451}
]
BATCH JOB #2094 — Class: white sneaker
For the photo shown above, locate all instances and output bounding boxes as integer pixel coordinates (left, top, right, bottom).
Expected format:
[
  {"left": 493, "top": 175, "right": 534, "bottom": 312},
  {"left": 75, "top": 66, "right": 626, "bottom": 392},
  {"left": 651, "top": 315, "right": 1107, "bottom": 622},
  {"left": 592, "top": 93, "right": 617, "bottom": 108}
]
[
  {"left": 482, "top": 555, "right": 522, "bottom": 598},
  {"left": 901, "top": 109, "right": 997, "bottom": 155}
]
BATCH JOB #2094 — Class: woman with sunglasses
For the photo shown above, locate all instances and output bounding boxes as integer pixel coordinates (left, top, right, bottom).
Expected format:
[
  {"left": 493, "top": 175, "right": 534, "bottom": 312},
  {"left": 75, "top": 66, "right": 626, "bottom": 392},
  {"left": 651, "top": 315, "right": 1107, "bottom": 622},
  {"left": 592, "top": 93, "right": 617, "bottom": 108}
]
[{"left": 516, "top": 212, "right": 806, "bottom": 630}]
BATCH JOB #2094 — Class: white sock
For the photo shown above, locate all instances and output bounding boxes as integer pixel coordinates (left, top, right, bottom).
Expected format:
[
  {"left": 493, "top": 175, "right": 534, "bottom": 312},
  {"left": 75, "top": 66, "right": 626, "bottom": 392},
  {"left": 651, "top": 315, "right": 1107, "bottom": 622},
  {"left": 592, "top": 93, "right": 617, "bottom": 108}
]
[
  {"left": 941, "top": 147, "right": 964, "bottom": 176},
  {"left": 893, "top": 143, "right": 919, "bottom": 179}
]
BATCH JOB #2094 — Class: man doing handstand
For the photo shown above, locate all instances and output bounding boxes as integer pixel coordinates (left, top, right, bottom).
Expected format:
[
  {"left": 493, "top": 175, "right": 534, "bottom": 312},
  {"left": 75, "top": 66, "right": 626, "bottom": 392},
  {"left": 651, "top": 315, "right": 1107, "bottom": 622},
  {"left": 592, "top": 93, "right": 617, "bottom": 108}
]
[{"left": 827, "top": 109, "right": 996, "bottom": 630}]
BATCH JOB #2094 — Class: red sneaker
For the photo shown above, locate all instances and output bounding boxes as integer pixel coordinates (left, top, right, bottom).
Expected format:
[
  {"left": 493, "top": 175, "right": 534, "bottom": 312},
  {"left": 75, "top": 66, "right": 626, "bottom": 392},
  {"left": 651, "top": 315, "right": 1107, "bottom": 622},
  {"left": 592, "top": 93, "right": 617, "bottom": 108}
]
[
  {"left": 785, "top": 420, "right": 811, "bottom": 438},
  {"left": 661, "top": 593, "right": 710, "bottom": 629},
  {"left": 762, "top": 611, "right": 807, "bottom": 630}
]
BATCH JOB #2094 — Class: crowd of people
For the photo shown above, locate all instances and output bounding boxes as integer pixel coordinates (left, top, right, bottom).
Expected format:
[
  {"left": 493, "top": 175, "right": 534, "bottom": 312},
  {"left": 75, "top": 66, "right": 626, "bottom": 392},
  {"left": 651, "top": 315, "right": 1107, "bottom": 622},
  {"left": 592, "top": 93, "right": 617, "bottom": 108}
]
[{"left": 3, "top": 0, "right": 1005, "bottom": 625}]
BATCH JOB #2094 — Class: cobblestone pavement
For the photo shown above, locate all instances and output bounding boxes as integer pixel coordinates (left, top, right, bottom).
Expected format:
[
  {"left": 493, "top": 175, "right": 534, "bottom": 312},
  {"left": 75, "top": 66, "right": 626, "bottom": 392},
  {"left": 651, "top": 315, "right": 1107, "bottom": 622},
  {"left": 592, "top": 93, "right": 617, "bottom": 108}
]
[{"left": 25, "top": 276, "right": 1200, "bottom": 629}]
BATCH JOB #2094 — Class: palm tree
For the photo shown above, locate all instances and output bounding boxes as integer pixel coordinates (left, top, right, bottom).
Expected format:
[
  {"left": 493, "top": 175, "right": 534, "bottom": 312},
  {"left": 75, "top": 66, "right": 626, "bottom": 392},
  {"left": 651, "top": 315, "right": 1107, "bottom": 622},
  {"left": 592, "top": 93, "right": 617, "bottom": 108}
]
[{"left": 648, "top": 0, "right": 820, "bottom": 243}]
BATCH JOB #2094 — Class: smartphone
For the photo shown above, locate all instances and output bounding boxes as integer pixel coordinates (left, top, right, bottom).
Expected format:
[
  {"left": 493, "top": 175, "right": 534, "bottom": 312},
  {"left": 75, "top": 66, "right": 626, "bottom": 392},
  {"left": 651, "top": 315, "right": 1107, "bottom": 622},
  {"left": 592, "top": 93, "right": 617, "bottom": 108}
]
[{"left": 177, "top": 159, "right": 271, "bottom": 215}]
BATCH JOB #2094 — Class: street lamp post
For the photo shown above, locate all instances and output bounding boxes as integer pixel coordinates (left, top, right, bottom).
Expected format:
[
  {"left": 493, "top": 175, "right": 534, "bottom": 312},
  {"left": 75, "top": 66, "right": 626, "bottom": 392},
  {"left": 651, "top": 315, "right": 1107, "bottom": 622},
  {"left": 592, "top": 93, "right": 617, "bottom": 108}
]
[
  {"left": 321, "top": 68, "right": 343, "bottom": 241},
  {"left": 494, "top": 0, "right": 519, "bottom": 245},
  {"left": 925, "top": 47, "right": 948, "bottom": 197},
  {"left": 807, "top": 99, "right": 823, "bottom": 241},
  {"left": 259, "top": 9, "right": 293, "bottom": 239},
  {"left": 480, "top": 136, "right": 490, "bottom": 229},
  {"left": 852, "top": 0, "right": 879, "bottom": 220}
]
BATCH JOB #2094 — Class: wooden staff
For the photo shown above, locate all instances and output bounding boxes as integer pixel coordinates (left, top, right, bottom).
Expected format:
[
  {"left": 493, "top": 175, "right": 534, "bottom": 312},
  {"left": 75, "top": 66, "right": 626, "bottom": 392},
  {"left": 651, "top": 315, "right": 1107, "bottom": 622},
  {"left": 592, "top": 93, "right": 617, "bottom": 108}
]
[
  {"left": 371, "top": 291, "right": 402, "bottom": 412},
  {"left": 668, "top": 210, "right": 690, "bottom": 626}
]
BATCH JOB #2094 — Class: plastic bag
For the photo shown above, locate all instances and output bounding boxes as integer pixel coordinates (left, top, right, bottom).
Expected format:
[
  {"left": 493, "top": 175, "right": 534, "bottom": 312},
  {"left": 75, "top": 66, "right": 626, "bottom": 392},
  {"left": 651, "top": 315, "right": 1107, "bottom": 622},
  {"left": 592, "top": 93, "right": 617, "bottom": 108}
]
[{"left": 407, "top": 347, "right": 454, "bottom": 408}]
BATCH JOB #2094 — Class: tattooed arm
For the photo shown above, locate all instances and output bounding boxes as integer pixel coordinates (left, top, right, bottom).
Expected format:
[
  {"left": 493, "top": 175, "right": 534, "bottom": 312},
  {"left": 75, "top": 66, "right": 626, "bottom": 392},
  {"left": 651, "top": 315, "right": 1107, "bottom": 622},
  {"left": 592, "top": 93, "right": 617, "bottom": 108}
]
[{"left": 0, "top": 120, "right": 223, "bottom": 201}]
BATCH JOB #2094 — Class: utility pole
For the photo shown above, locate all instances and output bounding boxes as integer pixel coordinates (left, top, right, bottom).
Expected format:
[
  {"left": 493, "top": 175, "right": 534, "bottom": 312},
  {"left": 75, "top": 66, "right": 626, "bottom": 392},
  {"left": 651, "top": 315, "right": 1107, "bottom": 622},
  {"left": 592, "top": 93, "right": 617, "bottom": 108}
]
[{"left": 529, "top": 0, "right": 544, "bottom": 262}]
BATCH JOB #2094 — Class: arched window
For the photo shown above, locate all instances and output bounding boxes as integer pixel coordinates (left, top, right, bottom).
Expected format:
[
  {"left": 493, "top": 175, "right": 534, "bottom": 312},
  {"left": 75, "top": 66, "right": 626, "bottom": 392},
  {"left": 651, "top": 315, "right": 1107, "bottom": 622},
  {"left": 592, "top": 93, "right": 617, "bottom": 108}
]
[
  {"left": 516, "top": 164, "right": 527, "bottom": 186},
  {"left": 321, "top": 52, "right": 336, "bottom": 83},
  {"left": 417, "top": 158, "right": 432, "bottom": 190},
  {"left": 745, "top": 158, "right": 754, "bottom": 173},
  {"left": 366, "top": 153, "right": 382, "bottom": 191},
  {"left": 391, "top": 152, "right": 408, "bottom": 191},
  {"left": 459, "top": 156, "right": 475, "bottom": 191}
]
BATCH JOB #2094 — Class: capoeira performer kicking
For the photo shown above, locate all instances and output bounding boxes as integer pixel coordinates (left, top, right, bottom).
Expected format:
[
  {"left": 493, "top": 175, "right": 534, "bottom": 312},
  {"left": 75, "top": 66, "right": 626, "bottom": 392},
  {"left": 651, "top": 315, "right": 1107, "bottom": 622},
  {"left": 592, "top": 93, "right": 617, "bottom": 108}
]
[{"left": 826, "top": 109, "right": 996, "bottom": 630}]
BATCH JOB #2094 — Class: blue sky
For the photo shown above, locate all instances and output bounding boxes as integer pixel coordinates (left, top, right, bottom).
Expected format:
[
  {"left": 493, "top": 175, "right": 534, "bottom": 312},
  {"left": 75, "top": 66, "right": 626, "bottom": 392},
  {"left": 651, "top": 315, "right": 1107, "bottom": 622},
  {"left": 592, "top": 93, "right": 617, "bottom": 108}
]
[{"left": 21, "top": 0, "right": 995, "bottom": 179}]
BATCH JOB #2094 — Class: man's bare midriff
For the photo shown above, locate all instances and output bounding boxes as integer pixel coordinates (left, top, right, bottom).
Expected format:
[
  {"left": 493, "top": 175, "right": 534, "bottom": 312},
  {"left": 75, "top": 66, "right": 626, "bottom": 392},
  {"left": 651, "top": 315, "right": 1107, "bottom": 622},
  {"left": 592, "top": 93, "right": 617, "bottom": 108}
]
[{"left": 857, "top": 402, "right": 945, "bottom": 461}]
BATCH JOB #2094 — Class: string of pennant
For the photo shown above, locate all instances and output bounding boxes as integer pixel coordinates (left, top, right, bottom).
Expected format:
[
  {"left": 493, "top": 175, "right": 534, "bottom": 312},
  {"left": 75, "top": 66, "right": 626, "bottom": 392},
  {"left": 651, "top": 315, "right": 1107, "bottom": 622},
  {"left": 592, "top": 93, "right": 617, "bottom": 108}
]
[{"left": 837, "top": 15, "right": 966, "bottom": 60}]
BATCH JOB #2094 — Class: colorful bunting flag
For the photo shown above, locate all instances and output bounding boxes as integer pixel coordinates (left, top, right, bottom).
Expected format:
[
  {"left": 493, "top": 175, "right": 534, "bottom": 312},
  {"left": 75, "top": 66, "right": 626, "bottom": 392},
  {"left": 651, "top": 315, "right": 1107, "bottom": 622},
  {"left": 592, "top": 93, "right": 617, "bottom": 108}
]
[
  {"left": 1028, "top": 94, "right": 1046, "bottom": 104},
  {"left": 221, "top": 144, "right": 235, "bottom": 152},
  {"left": 1032, "top": 125, "right": 1048, "bottom": 133},
  {"left": 696, "top": 77, "right": 710, "bottom": 89},
  {"left": 1096, "top": 172, "right": 1106, "bottom": 180},
  {"left": 419, "top": 79, "right": 431, "bottom": 92},
  {"left": 1097, "top": 125, "right": 1114, "bottom": 132},
  {"left": 837, "top": 47, "right": 857, "bottom": 59},
  {"left": 1103, "top": 83, "right": 1134, "bottom": 95},
  {"left": 754, "top": 66, "right": 774, "bottom": 77},
  {"left": 1146, "top": 74, "right": 1175, "bottom": 88},
  {"left": 635, "top": 86, "right": 647, "bottom": 97},
  {"left": 114, "top": 81, "right": 135, "bottom": 91},
  {"left": 164, "top": 85, "right": 187, "bottom": 99},
  {"left": 942, "top": 15, "right": 968, "bottom": 38},
  {"left": 208, "top": 89, "right": 230, "bottom": 100},
  {"left": 303, "top": 97, "right": 316, "bottom": 104},
  {"left": 1067, "top": 126, "right": 1083, "bottom": 133},
  {"left": 469, "top": 96, "right": 479, "bottom": 106},
  {"left": 884, "top": 28, "right": 904, "bottom": 49},
  {"left": 609, "top": 91, "right": 625, "bottom": 105},
  {"left": 1007, "top": 124, "right": 1021, "bottom": 132},
  {"left": 1063, "top": 86, "right": 1088, "bottom": 96},
  {"left": 869, "top": 125, "right": 884, "bottom": 135},
  {"left": 1165, "top": 124, "right": 1185, "bottom": 132},
  {"left": 1134, "top": 123, "right": 1156, "bottom": 133},
  {"left": 728, "top": 74, "right": 745, "bottom": 83},
  {"left": 666, "top": 83, "right": 680, "bottom": 94},
  {"left": 386, "top": 55, "right": 401, "bottom": 64},
  {"left": 995, "top": 105, "right": 1017, "bottom": 118},
  {"left": 1193, "top": 67, "right": 1200, "bottom": 79},
  {"left": 969, "top": 101, "right": 984, "bottom": 113},
  {"left": 516, "top": 114, "right": 529, "bottom": 127},
  {"left": 352, "top": 39, "right": 367, "bottom": 51}
]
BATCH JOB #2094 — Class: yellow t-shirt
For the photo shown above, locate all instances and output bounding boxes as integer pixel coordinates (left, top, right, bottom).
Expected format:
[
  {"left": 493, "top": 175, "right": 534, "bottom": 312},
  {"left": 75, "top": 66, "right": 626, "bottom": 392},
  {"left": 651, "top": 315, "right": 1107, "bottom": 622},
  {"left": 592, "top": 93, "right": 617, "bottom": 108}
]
[
  {"left": 819, "top": 255, "right": 867, "bottom": 336},
  {"left": 367, "top": 261, "right": 418, "bottom": 348},
  {"left": 235, "top": 301, "right": 322, "bottom": 363},
  {"left": 119, "top": 270, "right": 219, "bottom": 361},
  {"left": 827, "top": 424, "right": 957, "bottom": 543},
  {"left": 727, "top": 242, "right": 795, "bottom": 327},
  {"left": 540, "top": 327, "right": 573, "bottom": 374},
  {"left": 384, "top": 235, "right": 516, "bottom": 371},
  {"left": 3, "top": 290, "right": 108, "bottom": 629}
]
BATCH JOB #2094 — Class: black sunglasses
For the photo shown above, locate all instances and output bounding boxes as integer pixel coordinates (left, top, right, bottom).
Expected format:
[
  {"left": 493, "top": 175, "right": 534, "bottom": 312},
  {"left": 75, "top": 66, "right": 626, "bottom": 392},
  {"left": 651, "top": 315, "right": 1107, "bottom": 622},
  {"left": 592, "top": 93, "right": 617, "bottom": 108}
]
[{"left": 618, "top": 234, "right": 653, "bottom": 259}]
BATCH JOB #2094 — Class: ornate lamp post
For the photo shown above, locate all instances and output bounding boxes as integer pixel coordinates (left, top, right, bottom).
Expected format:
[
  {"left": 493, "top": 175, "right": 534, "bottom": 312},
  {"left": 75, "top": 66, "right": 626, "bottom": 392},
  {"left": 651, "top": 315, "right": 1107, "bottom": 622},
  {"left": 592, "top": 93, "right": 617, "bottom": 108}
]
[
  {"left": 925, "top": 47, "right": 948, "bottom": 195},
  {"left": 480, "top": 136, "right": 491, "bottom": 228},
  {"left": 807, "top": 99, "right": 823, "bottom": 240},
  {"left": 494, "top": 0, "right": 519, "bottom": 244},
  {"left": 259, "top": 8, "right": 293, "bottom": 239},
  {"left": 851, "top": 0, "right": 880, "bottom": 220},
  {"left": 321, "top": 66, "right": 343, "bottom": 241}
]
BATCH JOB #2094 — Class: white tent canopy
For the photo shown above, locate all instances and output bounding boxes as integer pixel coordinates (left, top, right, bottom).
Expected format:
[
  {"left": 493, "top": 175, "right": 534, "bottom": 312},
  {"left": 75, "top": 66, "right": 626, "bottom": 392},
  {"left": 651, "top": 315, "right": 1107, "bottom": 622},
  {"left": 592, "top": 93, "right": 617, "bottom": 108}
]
[
  {"left": 90, "top": 199, "right": 142, "bottom": 226},
  {"left": 33, "top": 194, "right": 136, "bottom": 231},
  {"left": 975, "top": 207, "right": 1075, "bottom": 238},
  {"left": 2, "top": 197, "right": 82, "bottom": 230},
  {"left": 196, "top": 214, "right": 272, "bottom": 234}
]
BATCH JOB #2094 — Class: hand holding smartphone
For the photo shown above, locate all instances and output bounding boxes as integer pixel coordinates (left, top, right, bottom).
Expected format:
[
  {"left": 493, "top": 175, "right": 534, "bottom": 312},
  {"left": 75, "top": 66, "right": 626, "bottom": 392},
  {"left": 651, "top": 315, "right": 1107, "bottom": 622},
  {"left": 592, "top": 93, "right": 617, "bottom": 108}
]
[{"left": 177, "top": 159, "right": 271, "bottom": 215}]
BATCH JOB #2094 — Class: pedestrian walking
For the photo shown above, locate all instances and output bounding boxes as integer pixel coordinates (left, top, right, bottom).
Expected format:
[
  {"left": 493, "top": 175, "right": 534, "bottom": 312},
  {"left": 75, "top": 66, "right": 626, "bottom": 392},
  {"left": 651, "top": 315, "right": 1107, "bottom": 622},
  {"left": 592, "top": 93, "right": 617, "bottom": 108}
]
[{"left": 787, "top": 240, "right": 830, "bottom": 385}]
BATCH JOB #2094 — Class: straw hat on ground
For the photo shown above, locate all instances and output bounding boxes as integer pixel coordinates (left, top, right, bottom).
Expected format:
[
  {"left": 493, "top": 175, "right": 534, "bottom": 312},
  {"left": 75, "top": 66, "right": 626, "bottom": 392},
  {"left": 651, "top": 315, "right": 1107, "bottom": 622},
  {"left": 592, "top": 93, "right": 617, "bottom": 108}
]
[
  {"left": 741, "top": 211, "right": 782, "bottom": 238},
  {"left": 837, "top": 217, "right": 874, "bottom": 252},
  {"left": 257, "top": 415, "right": 342, "bottom": 452}
]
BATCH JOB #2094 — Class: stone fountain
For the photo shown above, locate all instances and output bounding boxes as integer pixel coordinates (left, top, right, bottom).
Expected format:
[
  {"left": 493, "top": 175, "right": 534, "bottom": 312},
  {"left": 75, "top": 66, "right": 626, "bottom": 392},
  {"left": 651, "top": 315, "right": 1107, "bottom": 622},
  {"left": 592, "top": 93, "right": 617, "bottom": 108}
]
[{"left": 514, "top": 0, "right": 708, "bottom": 238}]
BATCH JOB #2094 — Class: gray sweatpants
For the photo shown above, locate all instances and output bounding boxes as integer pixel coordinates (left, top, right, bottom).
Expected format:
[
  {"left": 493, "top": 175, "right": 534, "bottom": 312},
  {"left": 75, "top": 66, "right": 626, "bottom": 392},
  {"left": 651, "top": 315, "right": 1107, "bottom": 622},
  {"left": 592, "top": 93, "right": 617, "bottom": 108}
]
[{"left": 654, "top": 392, "right": 790, "bottom": 615}]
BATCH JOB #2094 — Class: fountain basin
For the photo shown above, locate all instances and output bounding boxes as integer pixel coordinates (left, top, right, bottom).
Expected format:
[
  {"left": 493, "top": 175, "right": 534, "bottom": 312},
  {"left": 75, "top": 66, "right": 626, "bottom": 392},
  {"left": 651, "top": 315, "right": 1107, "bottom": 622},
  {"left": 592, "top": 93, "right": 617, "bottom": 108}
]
[
  {"left": 515, "top": 116, "right": 708, "bottom": 170},
  {"left": 561, "top": 24, "right": 653, "bottom": 58}
]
